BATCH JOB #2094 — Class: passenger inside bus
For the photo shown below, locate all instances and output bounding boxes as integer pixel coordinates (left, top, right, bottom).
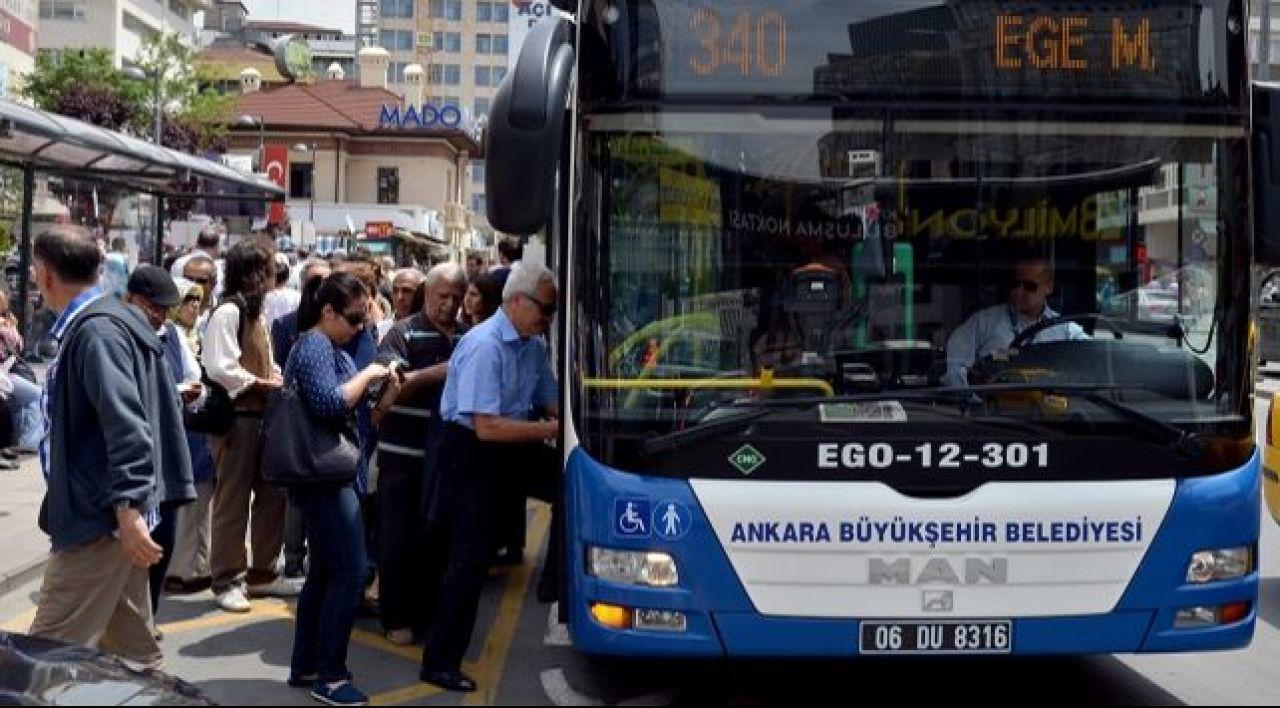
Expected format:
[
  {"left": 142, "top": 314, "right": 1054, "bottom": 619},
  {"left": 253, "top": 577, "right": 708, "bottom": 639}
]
[{"left": 942, "top": 257, "right": 1089, "bottom": 388}]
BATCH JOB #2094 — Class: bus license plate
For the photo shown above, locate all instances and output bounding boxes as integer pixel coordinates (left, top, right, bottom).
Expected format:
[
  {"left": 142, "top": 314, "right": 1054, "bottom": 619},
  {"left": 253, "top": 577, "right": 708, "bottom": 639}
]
[{"left": 859, "top": 621, "right": 1013, "bottom": 655}]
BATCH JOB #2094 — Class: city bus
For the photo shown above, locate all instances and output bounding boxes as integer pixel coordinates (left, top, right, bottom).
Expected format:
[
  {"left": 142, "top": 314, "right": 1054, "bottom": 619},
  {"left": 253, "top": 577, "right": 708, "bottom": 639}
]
[{"left": 484, "top": 0, "right": 1280, "bottom": 656}]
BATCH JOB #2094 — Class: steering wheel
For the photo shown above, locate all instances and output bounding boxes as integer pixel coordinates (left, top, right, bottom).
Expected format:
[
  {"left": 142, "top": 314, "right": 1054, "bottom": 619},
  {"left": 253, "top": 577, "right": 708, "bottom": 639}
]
[{"left": 1010, "top": 313, "right": 1124, "bottom": 349}]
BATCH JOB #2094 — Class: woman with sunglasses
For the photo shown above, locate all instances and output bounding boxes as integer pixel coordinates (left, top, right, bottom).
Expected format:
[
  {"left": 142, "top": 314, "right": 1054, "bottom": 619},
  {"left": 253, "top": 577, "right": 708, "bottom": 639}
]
[{"left": 285, "top": 272, "right": 395, "bottom": 707}]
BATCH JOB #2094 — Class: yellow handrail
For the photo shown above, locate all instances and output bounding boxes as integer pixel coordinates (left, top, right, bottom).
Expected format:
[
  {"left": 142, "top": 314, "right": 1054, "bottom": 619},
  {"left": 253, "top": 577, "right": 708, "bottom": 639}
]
[{"left": 583, "top": 370, "right": 835, "bottom": 397}]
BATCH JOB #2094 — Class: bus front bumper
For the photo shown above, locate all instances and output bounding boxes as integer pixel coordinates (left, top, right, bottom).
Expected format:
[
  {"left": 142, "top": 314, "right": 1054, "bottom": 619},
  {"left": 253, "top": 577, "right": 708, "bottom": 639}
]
[{"left": 564, "top": 449, "right": 1260, "bottom": 657}]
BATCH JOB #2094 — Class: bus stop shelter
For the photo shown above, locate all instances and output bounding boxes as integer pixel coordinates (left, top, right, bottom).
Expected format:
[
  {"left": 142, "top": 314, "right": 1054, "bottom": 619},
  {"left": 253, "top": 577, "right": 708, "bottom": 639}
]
[{"left": 0, "top": 98, "right": 285, "bottom": 333}]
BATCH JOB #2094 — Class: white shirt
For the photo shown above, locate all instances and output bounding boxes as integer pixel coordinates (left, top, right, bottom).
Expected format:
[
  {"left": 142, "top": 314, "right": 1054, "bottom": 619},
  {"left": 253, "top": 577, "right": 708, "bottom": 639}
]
[
  {"left": 264, "top": 288, "right": 301, "bottom": 329},
  {"left": 201, "top": 302, "right": 279, "bottom": 400},
  {"left": 944, "top": 304, "right": 1088, "bottom": 388}
]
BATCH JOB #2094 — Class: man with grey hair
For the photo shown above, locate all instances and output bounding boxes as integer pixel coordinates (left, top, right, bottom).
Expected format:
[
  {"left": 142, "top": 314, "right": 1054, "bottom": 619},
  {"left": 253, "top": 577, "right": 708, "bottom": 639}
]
[
  {"left": 419, "top": 261, "right": 560, "bottom": 692},
  {"left": 390, "top": 268, "right": 427, "bottom": 322},
  {"left": 373, "top": 261, "right": 468, "bottom": 645}
]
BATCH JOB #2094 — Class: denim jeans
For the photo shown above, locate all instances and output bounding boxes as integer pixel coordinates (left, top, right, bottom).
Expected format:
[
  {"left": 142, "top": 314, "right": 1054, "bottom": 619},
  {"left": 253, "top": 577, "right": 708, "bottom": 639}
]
[
  {"left": 290, "top": 482, "right": 368, "bottom": 682},
  {"left": 8, "top": 374, "right": 41, "bottom": 450}
]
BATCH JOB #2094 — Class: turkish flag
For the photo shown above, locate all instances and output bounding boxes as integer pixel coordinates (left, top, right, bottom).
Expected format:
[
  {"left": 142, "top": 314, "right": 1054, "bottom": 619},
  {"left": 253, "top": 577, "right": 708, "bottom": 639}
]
[{"left": 264, "top": 145, "right": 289, "bottom": 225}]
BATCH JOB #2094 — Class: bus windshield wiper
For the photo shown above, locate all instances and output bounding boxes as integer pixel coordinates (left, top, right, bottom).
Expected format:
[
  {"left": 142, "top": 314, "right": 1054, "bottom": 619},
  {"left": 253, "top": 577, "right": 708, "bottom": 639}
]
[{"left": 641, "top": 383, "right": 1202, "bottom": 458}]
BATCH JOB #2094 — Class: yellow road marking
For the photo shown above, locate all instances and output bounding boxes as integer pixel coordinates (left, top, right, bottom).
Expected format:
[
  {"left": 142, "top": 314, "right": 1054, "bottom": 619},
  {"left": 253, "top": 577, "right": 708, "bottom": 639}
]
[
  {"left": 369, "top": 682, "right": 445, "bottom": 706},
  {"left": 464, "top": 503, "right": 552, "bottom": 707},
  {"left": 158, "top": 599, "right": 294, "bottom": 637}
]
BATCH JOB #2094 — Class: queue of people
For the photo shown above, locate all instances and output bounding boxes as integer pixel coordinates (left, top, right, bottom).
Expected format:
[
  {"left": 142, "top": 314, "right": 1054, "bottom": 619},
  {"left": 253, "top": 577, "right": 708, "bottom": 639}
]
[{"left": 24, "top": 226, "right": 557, "bottom": 707}]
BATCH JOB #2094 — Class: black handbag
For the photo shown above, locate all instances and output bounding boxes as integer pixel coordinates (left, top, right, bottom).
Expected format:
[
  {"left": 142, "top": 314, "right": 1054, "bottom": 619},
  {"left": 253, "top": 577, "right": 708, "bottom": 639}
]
[
  {"left": 183, "top": 298, "right": 250, "bottom": 436},
  {"left": 183, "top": 374, "right": 234, "bottom": 435},
  {"left": 259, "top": 384, "right": 359, "bottom": 487}
]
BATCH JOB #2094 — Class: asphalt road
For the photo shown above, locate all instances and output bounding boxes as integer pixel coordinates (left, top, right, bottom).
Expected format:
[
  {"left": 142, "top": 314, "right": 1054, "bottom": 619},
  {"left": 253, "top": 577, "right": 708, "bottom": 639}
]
[{"left": 2, "top": 379, "right": 1280, "bottom": 706}]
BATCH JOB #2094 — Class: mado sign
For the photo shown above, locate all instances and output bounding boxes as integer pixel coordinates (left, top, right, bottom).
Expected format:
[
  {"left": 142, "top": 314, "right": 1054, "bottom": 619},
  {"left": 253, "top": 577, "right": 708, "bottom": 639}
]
[{"left": 379, "top": 103, "right": 464, "bottom": 130}]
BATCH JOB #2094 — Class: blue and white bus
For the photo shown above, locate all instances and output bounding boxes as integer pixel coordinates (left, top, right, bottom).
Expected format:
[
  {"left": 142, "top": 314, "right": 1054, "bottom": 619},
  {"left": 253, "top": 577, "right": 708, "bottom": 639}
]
[{"left": 484, "top": 0, "right": 1280, "bottom": 656}]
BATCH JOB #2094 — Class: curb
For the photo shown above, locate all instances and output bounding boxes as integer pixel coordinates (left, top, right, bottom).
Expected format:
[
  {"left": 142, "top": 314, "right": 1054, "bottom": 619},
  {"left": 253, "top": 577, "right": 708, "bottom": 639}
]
[{"left": 0, "top": 555, "right": 48, "bottom": 600}]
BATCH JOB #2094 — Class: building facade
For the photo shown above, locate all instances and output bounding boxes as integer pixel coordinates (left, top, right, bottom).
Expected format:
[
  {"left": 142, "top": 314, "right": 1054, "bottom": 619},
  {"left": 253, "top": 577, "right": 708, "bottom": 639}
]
[
  {"left": 228, "top": 48, "right": 480, "bottom": 254},
  {"left": 375, "top": 0, "right": 514, "bottom": 232},
  {"left": 0, "top": 0, "right": 38, "bottom": 100},
  {"left": 38, "top": 0, "right": 206, "bottom": 68}
]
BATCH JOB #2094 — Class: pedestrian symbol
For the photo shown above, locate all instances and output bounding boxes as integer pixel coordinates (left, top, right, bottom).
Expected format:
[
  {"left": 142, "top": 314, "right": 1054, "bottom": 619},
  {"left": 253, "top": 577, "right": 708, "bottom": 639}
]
[
  {"left": 653, "top": 500, "right": 691, "bottom": 541},
  {"left": 614, "top": 499, "right": 651, "bottom": 537}
]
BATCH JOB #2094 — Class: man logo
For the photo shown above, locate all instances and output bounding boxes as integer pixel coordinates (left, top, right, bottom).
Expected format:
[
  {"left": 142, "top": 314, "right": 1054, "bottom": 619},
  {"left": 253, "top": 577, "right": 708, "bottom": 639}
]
[{"left": 923, "top": 590, "right": 954, "bottom": 613}]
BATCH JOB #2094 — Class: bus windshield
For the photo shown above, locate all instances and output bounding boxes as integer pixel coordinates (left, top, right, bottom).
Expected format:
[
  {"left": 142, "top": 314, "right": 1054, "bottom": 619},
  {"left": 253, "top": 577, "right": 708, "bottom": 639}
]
[{"left": 573, "top": 110, "right": 1252, "bottom": 483}]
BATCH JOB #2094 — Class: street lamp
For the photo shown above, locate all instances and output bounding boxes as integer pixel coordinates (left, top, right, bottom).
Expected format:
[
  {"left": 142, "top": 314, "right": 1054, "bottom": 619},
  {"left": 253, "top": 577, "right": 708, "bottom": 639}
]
[
  {"left": 292, "top": 142, "right": 317, "bottom": 225},
  {"left": 237, "top": 115, "right": 265, "bottom": 171}
]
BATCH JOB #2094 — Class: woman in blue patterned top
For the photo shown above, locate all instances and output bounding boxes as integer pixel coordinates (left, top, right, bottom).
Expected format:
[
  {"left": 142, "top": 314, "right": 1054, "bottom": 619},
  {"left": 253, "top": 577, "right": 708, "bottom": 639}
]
[{"left": 284, "top": 272, "right": 394, "bottom": 707}]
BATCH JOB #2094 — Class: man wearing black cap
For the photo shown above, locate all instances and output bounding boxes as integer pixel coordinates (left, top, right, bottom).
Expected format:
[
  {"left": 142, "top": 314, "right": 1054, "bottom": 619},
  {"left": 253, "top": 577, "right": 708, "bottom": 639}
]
[
  {"left": 125, "top": 266, "right": 204, "bottom": 621},
  {"left": 29, "top": 230, "right": 193, "bottom": 668}
]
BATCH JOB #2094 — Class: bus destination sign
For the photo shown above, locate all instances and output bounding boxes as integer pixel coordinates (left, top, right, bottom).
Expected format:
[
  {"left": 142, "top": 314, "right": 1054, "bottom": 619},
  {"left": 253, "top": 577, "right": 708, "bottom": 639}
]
[{"left": 635, "top": 0, "right": 1225, "bottom": 102}]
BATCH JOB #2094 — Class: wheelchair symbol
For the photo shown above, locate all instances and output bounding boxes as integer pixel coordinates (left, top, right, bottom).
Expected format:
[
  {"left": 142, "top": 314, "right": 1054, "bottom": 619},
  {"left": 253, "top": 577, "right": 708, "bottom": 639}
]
[{"left": 614, "top": 499, "right": 651, "bottom": 537}]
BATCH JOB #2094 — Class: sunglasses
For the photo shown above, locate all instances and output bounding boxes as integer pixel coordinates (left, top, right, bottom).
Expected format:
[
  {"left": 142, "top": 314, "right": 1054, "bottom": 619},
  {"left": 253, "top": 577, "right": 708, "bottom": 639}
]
[
  {"left": 523, "top": 292, "right": 557, "bottom": 318},
  {"left": 182, "top": 295, "right": 202, "bottom": 305},
  {"left": 1011, "top": 280, "right": 1041, "bottom": 294}
]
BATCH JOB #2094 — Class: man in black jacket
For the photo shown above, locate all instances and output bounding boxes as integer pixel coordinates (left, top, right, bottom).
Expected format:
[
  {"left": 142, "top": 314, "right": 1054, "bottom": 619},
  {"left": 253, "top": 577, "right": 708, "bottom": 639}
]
[{"left": 28, "top": 226, "right": 194, "bottom": 668}]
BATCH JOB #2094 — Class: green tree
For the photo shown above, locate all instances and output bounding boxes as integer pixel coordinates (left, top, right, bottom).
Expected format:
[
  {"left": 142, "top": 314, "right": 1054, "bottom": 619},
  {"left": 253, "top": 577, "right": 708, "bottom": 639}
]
[
  {"left": 134, "top": 34, "right": 234, "bottom": 153},
  {"left": 18, "top": 49, "right": 146, "bottom": 131}
]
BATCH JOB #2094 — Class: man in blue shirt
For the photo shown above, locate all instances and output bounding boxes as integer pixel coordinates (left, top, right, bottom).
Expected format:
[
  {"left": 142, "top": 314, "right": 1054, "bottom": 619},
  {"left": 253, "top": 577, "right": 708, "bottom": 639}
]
[
  {"left": 420, "top": 262, "right": 560, "bottom": 693},
  {"left": 944, "top": 258, "right": 1088, "bottom": 387}
]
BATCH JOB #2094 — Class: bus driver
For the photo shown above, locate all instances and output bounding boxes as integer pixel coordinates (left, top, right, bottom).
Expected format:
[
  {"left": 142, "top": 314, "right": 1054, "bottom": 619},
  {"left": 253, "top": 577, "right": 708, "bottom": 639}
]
[{"left": 943, "top": 257, "right": 1088, "bottom": 388}]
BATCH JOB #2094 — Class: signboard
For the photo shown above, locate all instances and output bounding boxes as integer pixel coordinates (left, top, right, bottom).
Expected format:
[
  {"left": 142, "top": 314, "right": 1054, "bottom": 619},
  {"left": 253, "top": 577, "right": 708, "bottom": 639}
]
[
  {"left": 378, "top": 103, "right": 465, "bottom": 129},
  {"left": 273, "top": 36, "right": 313, "bottom": 82},
  {"left": 364, "top": 221, "right": 394, "bottom": 238},
  {"left": 263, "top": 144, "right": 289, "bottom": 225},
  {"left": 0, "top": 0, "right": 37, "bottom": 56}
]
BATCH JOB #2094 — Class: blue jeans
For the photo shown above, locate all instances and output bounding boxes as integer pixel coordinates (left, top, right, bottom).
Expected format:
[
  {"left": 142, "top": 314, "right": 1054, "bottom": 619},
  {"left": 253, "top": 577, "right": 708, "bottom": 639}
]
[
  {"left": 9, "top": 375, "right": 41, "bottom": 450},
  {"left": 290, "top": 483, "right": 368, "bottom": 682}
]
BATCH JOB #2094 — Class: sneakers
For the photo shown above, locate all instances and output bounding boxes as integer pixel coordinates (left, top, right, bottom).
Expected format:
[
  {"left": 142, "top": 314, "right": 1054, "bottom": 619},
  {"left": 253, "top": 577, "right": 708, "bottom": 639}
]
[
  {"left": 385, "top": 629, "right": 415, "bottom": 646},
  {"left": 247, "top": 576, "right": 304, "bottom": 598},
  {"left": 310, "top": 680, "right": 368, "bottom": 706},
  {"left": 215, "top": 587, "right": 252, "bottom": 613}
]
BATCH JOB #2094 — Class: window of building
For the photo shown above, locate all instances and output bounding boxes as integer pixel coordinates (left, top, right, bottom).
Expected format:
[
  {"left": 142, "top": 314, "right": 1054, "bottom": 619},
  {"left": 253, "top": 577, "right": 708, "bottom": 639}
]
[
  {"left": 441, "top": 96, "right": 460, "bottom": 109},
  {"left": 444, "top": 64, "right": 461, "bottom": 85},
  {"left": 476, "top": 1, "right": 492, "bottom": 21},
  {"left": 472, "top": 161, "right": 486, "bottom": 184},
  {"left": 475, "top": 65, "right": 491, "bottom": 87},
  {"left": 40, "top": 0, "right": 86, "bottom": 20},
  {"left": 474, "top": 97, "right": 491, "bottom": 118},
  {"left": 168, "top": 0, "right": 189, "bottom": 21},
  {"left": 494, "top": 35, "right": 509, "bottom": 55},
  {"left": 429, "top": 64, "right": 442, "bottom": 84},
  {"left": 432, "top": 31, "right": 461, "bottom": 52},
  {"left": 390, "top": 62, "right": 411, "bottom": 83},
  {"left": 446, "top": 0, "right": 462, "bottom": 21},
  {"left": 471, "top": 193, "right": 487, "bottom": 216},
  {"left": 380, "top": 29, "right": 414, "bottom": 52},
  {"left": 495, "top": 2, "right": 509, "bottom": 21},
  {"left": 477, "top": 34, "right": 493, "bottom": 54},
  {"left": 493, "top": 67, "right": 508, "bottom": 84},
  {"left": 381, "top": 0, "right": 414, "bottom": 19},
  {"left": 378, "top": 167, "right": 400, "bottom": 205},
  {"left": 290, "top": 163, "right": 314, "bottom": 200}
]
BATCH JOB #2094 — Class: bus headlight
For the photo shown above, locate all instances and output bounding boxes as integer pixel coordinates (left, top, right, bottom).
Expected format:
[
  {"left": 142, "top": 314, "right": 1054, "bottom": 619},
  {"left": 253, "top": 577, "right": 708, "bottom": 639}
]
[
  {"left": 1186, "top": 547, "right": 1253, "bottom": 584},
  {"left": 588, "top": 547, "right": 679, "bottom": 587}
]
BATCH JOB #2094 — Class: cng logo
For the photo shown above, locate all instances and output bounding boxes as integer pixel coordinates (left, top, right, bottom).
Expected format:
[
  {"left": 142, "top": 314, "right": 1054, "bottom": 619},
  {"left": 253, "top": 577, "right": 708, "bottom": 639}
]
[{"left": 729, "top": 445, "right": 766, "bottom": 476}]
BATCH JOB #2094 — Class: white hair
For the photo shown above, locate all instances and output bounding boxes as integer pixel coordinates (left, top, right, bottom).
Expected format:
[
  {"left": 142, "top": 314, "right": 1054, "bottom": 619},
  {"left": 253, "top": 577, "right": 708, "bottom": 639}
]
[
  {"left": 502, "top": 260, "right": 558, "bottom": 303},
  {"left": 393, "top": 268, "right": 426, "bottom": 285},
  {"left": 425, "top": 262, "right": 466, "bottom": 289}
]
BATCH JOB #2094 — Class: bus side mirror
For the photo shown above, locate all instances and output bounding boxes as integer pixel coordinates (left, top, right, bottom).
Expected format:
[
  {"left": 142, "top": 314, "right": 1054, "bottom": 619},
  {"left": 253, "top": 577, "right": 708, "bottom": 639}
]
[
  {"left": 485, "top": 17, "right": 575, "bottom": 236},
  {"left": 1253, "top": 82, "right": 1280, "bottom": 266}
]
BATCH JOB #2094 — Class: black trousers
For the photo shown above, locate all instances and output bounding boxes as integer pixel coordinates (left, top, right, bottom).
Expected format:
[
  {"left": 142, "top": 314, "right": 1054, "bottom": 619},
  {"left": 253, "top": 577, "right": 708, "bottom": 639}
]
[
  {"left": 149, "top": 502, "right": 181, "bottom": 615},
  {"left": 421, "top": 423, "right": 561, "bottom": 673}
]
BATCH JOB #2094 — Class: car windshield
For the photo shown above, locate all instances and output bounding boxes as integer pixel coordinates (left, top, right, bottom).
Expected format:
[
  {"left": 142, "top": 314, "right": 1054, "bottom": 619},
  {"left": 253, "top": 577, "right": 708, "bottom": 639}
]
[{"left": 571, "top": 109, "right": 1252, "bottom": 479}]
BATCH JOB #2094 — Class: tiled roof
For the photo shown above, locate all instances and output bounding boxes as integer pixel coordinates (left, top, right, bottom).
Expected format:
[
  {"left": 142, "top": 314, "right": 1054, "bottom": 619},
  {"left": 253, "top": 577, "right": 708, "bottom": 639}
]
[
  {"left": 196, "top": 47, "right": 287, "bottom": 83},
  {"left": 232, "top": 81, "right": 394, "bottom": 130},
  {"left": 245, "top": 20, "right": 344, "bottom": 35}
]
